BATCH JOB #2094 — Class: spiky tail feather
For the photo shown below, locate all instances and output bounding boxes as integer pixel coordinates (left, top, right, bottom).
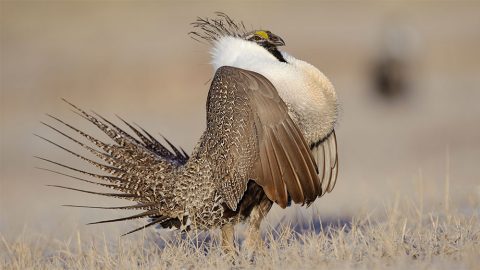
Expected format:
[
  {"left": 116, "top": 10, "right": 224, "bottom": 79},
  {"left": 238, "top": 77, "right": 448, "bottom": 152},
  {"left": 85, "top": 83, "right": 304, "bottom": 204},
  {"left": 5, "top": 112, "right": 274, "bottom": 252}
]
[{"left": 37, "top": 100, "right": 189, "bottom": 234}]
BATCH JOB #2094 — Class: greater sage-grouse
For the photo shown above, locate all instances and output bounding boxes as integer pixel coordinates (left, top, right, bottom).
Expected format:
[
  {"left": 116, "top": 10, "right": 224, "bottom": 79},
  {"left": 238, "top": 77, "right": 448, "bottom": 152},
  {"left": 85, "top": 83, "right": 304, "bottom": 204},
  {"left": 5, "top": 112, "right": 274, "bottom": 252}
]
[{"left": 37, "top": 12, "right": 339, "bottom": 252}]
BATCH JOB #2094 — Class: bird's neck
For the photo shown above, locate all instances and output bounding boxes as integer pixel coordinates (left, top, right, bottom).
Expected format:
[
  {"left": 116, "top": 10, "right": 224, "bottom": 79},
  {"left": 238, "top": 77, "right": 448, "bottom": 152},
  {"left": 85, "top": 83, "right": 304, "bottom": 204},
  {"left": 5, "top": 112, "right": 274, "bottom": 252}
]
[{"left": 211, "top": 36, "right": 279, "bottom": 71}]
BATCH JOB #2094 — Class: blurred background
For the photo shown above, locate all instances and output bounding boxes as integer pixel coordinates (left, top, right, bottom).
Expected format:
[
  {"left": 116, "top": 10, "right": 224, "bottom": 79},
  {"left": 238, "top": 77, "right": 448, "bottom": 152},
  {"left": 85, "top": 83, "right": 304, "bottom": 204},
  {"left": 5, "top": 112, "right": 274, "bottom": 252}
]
[{"left": 1, "top": 1, "right": 479, "bottom": 237}]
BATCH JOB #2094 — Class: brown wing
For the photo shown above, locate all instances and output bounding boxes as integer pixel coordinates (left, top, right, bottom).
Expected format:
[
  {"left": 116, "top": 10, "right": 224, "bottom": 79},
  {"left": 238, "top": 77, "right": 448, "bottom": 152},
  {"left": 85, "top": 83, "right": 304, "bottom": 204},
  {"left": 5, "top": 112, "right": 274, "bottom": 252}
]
[
  {"left": 205, "top": 66, "right": 321, "bottom": 210},
  {"left": 311, "top": 130, "right": 339, "bottom": 197}
]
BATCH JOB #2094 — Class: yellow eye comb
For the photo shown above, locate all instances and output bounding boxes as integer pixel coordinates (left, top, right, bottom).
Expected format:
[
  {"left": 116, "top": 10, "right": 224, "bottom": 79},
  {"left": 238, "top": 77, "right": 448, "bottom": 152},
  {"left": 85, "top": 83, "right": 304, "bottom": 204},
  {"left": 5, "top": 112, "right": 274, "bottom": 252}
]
[{"left": 255, "top": 31, "right": 269, "bottom": 40}]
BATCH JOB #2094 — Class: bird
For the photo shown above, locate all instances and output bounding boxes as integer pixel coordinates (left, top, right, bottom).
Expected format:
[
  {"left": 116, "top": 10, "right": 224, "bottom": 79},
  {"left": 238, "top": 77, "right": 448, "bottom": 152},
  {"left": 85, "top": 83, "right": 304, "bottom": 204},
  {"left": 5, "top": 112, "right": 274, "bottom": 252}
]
[{"left": 36, "top": 12, "right": 339, "bottom": 253}]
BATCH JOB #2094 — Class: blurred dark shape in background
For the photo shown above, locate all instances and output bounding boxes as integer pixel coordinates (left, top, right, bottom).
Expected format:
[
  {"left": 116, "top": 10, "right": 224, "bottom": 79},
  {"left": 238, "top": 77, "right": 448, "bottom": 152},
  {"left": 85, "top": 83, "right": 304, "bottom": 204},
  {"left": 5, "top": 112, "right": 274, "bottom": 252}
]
[
  {"left": 370, "top": 17, "right": 418, "bottom": 102},
  {"left": 372, "top": 55, "right": 408, "bottom": 100}
]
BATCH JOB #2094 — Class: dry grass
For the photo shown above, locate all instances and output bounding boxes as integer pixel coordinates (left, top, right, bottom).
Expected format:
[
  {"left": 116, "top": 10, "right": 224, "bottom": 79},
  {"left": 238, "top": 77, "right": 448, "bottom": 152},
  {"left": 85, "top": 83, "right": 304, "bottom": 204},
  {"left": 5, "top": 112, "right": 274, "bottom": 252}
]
[{"left": 1, "top": 193, "right": 479, "bottom": 270}]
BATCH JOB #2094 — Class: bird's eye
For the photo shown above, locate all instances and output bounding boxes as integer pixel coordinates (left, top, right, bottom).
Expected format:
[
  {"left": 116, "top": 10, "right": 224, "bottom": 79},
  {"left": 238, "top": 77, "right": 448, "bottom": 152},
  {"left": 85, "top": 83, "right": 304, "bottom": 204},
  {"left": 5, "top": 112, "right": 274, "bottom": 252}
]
[{"left": 253, "top": 35, "right": 262, "bottom": 41}]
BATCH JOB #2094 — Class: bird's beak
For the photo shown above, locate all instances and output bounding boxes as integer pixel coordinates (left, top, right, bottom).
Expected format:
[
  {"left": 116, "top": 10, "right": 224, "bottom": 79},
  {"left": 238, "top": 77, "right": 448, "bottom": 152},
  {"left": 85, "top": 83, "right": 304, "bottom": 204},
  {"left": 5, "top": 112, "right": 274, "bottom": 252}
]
[{"left": 269, "top": 34, "right": 285, "bottom": 47}]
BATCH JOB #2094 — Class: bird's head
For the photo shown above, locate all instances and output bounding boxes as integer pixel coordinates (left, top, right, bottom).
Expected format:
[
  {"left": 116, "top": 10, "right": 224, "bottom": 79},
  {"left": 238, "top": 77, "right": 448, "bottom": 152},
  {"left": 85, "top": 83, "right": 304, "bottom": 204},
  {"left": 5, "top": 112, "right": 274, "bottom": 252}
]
[
  {"left": 190, "top": 13, "right": 285, "bottom": 48},
  {"left": 190, "top": 13, "right": 288, "bottom": 62},
  {"left": 243, "top": 30, "right": 285, "bottom": 48}
]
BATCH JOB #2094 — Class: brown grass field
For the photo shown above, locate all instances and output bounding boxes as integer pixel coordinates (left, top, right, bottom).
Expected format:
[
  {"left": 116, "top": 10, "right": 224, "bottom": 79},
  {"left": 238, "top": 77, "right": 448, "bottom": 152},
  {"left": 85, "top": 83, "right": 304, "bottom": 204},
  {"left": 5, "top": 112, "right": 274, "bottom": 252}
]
[
  {"left": 2, "top": 180, "right": 479, "bottom": 269},
  {"left": 1, "top": 1, "right": 479, "bottom": 269}
]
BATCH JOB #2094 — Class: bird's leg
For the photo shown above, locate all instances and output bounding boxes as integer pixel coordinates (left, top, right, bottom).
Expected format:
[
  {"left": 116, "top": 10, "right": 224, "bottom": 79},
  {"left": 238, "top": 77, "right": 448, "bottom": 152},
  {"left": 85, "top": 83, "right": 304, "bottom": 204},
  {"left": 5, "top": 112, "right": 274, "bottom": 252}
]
[
  {"left": 244, "top": 199, "right": 272, "bottom": 258},
  {"left": 244, "top": 208, "right": 263, "bottom": 253},
  {"left": 221, "top": 223, "right": 235, "bottom": 256}
]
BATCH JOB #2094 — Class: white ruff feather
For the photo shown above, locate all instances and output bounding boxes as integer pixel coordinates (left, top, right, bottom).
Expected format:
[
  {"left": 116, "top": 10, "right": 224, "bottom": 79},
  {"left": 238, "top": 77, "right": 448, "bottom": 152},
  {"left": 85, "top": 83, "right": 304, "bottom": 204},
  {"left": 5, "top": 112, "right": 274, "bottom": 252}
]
[{"left": 211, "top": 36, "right": 338, "bottom": 144}]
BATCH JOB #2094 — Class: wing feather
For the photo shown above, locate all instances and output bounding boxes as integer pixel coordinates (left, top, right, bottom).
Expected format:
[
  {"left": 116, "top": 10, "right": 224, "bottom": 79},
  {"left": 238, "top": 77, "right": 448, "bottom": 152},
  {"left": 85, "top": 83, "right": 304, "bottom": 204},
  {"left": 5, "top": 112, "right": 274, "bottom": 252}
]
[
  {"left": 311, "top": 130, "right": 339, "bottom": 196},
  {"left": 264, "top": 131, "right": 288, "bottom": 206},
  {"left": 270, "top": 127, "right": 304, "bottom": 204}
]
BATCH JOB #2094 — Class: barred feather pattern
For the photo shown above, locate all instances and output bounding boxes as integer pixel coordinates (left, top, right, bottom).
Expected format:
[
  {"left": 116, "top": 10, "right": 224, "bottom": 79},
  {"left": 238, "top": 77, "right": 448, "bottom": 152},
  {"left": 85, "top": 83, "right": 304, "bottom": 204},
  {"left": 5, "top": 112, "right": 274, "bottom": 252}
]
[
  {"left": 172, "top": 145, "right": 227, "bottom": 229},
  {"left": 38, "top": 100, "right": 191, "bottom": 231}
]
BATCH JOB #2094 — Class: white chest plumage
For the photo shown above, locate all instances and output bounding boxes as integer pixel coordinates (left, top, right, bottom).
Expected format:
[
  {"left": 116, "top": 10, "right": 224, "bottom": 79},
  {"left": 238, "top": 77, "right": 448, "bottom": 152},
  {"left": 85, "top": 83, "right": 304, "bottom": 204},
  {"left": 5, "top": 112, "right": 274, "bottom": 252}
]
[{"left": 211, "top": 36, "right": 338, "bottom": 145}]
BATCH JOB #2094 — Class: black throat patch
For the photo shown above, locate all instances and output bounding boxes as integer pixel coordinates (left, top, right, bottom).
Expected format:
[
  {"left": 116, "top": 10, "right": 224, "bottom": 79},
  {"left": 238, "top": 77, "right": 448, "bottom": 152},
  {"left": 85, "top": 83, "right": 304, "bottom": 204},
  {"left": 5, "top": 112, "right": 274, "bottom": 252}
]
[{"left": 267, "top": 47, "right": 287, "bottom": 63}]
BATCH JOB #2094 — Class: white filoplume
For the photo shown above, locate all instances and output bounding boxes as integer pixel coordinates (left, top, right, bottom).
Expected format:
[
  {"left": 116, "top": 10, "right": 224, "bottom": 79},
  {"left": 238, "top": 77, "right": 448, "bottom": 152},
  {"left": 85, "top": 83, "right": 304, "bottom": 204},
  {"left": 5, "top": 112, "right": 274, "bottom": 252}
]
[{"left": 211, "top": 36, "right": 338, "bottom": 145}]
